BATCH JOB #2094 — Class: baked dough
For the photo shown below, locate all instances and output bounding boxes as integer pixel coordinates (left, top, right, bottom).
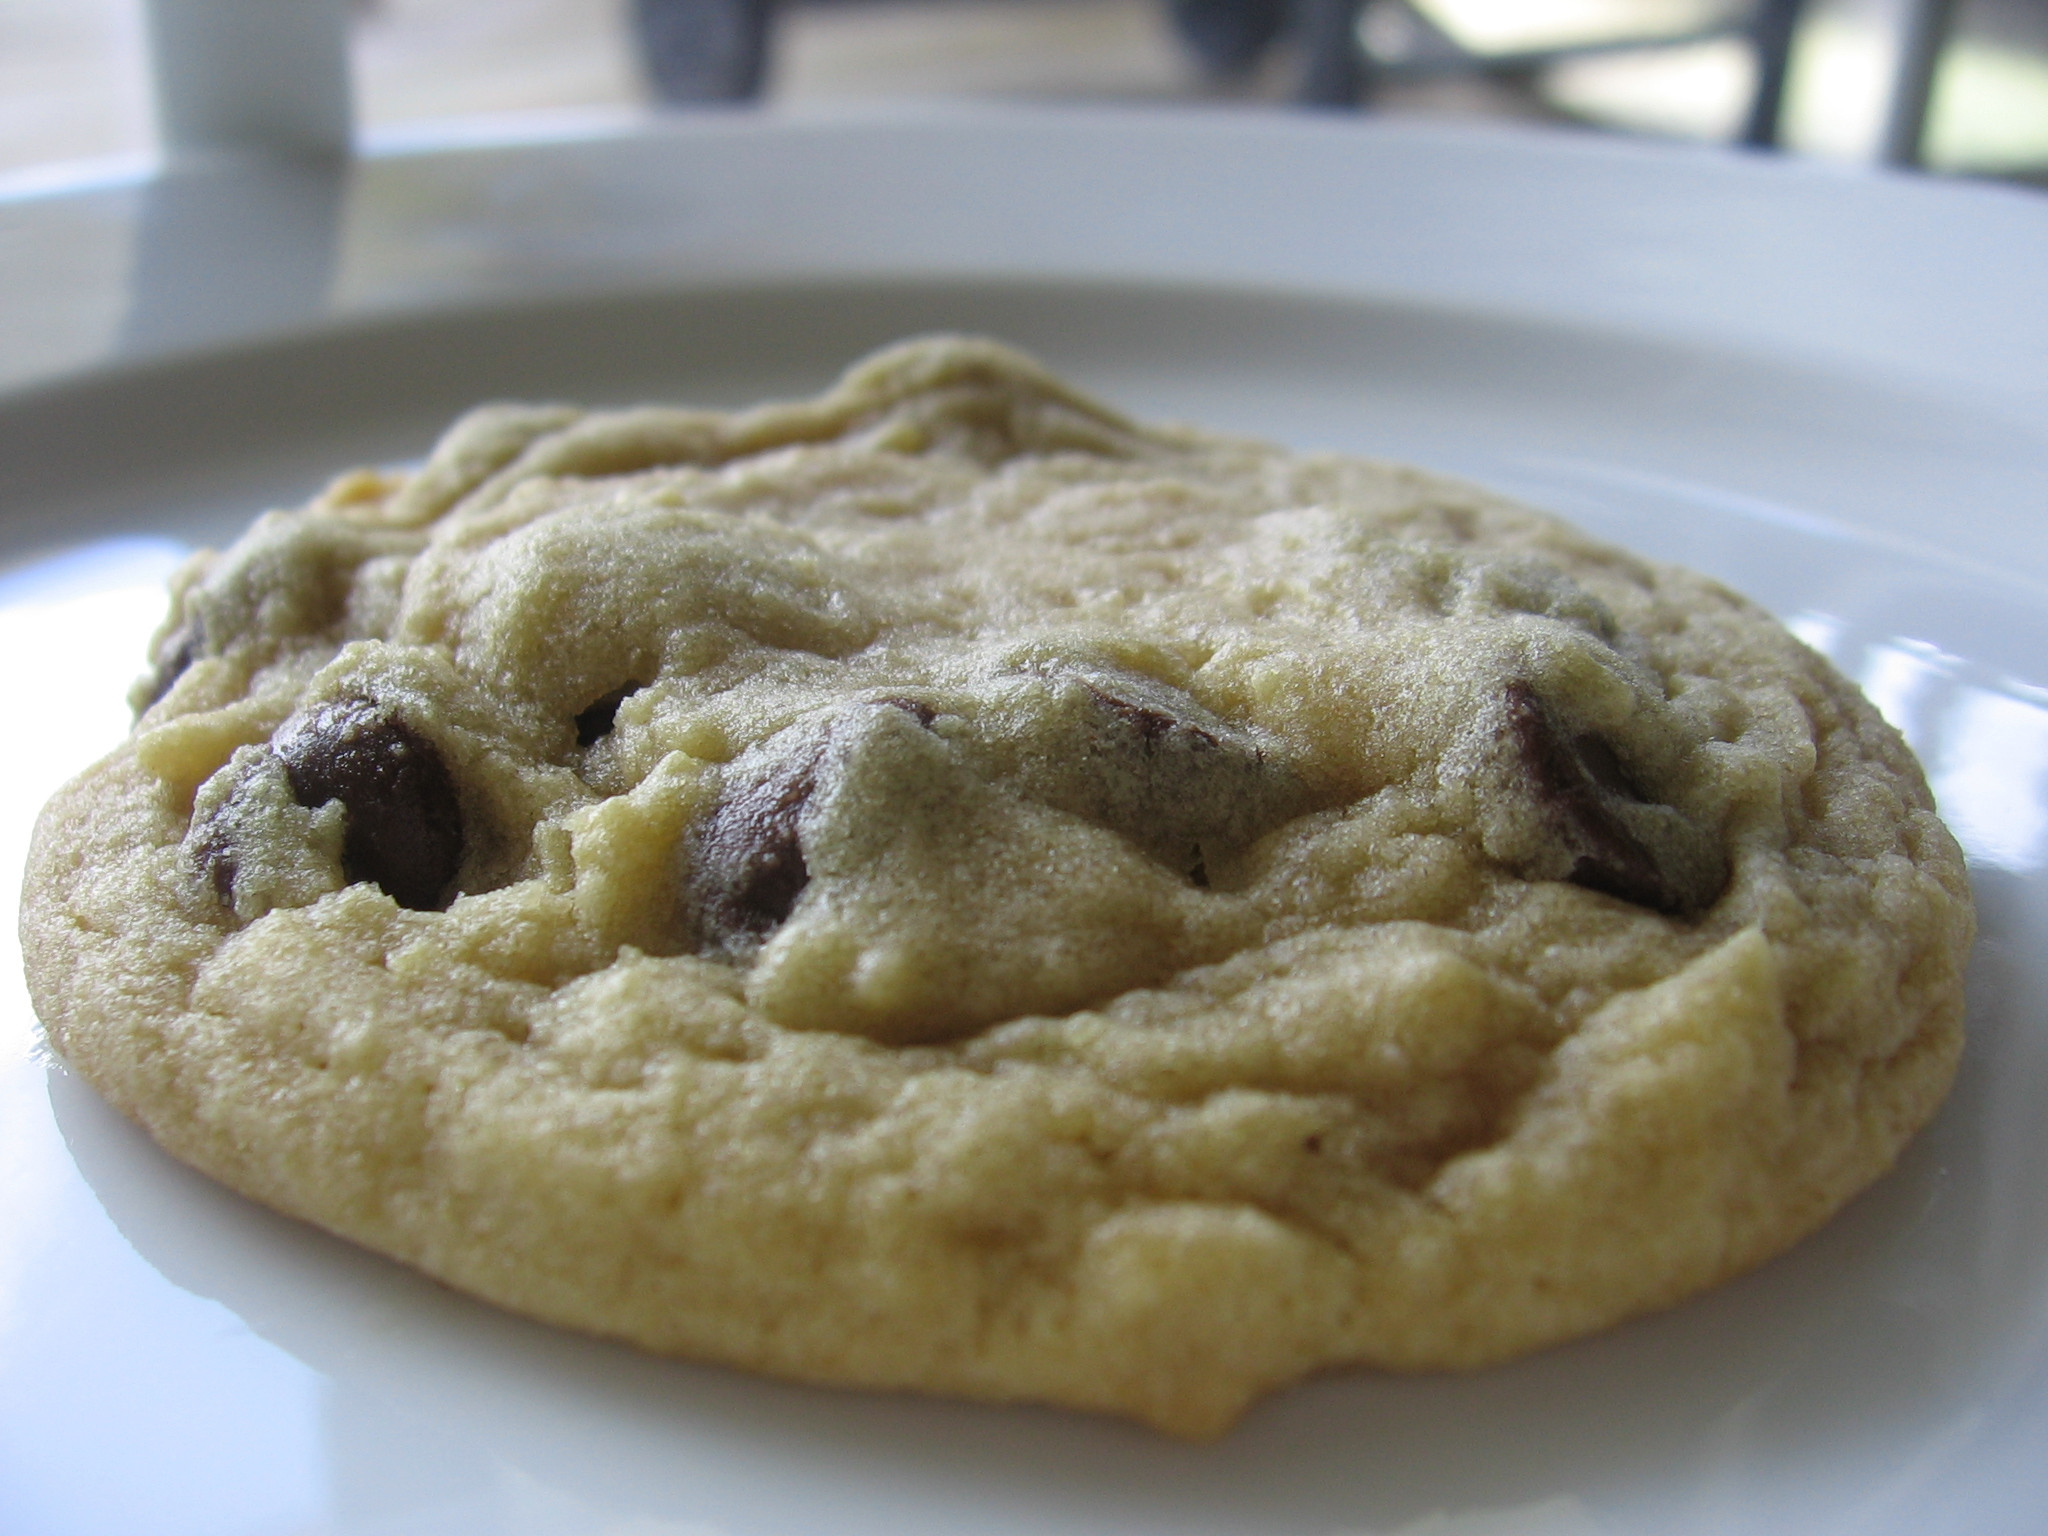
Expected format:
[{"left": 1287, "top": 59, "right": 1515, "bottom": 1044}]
[{"left": 21, "top": 338, "right": 1972, "bottom": 1437}]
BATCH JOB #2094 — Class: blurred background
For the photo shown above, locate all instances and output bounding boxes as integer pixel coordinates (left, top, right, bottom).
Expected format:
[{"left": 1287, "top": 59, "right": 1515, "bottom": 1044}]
[{"left": 5, "top": 0, "right": 2046, "bottom": 185}]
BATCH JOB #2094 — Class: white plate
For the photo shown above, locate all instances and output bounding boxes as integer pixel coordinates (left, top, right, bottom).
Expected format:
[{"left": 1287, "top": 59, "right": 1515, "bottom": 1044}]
[{"left": 4, "top": 115, "right": 2047, "bottom": 1536}]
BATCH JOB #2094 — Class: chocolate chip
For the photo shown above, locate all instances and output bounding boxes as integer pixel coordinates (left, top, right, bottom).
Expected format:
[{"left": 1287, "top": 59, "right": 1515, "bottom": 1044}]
[
  {"left": 274, "top": 699, "right": 463, "bottom": 910},
  {"left": 136, "top": 618, "right": 203, "bottom": 712},
  {"left": 1031, "top": 675, "right": 1287, "bottom": 880},
  {"left": 1500, "top": 681, "right": 1718, "bottom": 915},
  {"left": 188, "top": 814, "right": 240, "bottom": 906},
  {"left": 873, "top": 695, "right": 940, "bottom": 728},
  {"left": 691, "top": 698, "right": 942, "bottom": 948},
  {"left": 691, "top": 680, "right": 1292, "bottom": 953},
  {"left": 694, "top": 747, "right": 820, "bottom": 943},
  {"left": 1084, "top": 684, "right": 1209, "bottom": 748},
  {"left": 1565, "top": 727, "right": 1644, "bottom": 801},
  {"left": 574, "top": 682, "right": 641, "bottom": 746},
  {"left": 184, "top": 745, "right": 348, "bottom": 919}
]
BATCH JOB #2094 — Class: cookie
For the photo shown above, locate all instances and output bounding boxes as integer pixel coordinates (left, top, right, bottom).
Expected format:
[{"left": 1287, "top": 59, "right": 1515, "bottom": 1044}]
[{"left": 21, "top": 338, "right": 1972, "bottom": 1437}]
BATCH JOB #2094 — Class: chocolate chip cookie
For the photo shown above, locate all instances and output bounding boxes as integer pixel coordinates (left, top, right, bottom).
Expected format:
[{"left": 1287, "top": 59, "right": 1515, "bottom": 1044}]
[{"left": 21, "top": 338, "right": 1973, "bottom": 1437}]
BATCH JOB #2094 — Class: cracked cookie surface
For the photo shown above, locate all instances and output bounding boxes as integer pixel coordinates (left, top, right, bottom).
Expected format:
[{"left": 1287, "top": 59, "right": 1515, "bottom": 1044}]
[{"left": 21, "top": 338, "right": 1972, "bottom": 1437}]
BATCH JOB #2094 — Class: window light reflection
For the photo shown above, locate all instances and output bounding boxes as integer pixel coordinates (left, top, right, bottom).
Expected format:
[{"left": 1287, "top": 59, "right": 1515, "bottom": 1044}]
[
  {"left": 1928, "top": 685, "right": 2048, "bottom": 874},
  {"left": 1856, "top": 636, "right": 1963, "bottom": 752},
  {"left": 1851, "top": 636, "right": 2048, "bottom": 875},
  {"left": 1784, "top": 609, "right": 1845, "bottom": 658}
]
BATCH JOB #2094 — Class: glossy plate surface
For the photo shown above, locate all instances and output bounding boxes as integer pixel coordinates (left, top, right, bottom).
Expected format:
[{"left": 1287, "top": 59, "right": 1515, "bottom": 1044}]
[{"left": 2, "top": 115, "right": 2046, "bottom": 1536}]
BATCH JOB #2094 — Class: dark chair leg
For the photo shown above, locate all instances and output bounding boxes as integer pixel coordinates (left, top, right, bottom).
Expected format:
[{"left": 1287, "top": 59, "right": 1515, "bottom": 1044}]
[
  {"left": 1168, "top": 0, "right": 1292, "bottom": 80},
  {"left": 1740, "top": 0, "right": 1807, "bottom": 147},
  {"left": 1293, "top": 0, "right": 1371, "bottom": 107},
  {"left": 1881, "top": 0, "right": 1960, "bottom": 167},
  {"left": 634, "top": 0, "right": 774, "bottom": 104}
]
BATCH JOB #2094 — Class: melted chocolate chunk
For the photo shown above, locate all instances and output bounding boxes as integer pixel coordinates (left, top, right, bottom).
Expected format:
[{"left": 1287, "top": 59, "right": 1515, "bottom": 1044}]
[
  {"left": 693, "top": 698, "right": 941, "bottom": 947},
  {"left": 1085, "top": 684, "right": 1204, "bottom": 747},
  {"left": 188, "top": 814, "right": 240, "bottom": 906},
  {"left": 275, "top": 699, "right": 464, "bottom": 910},
  {"left": 873, "top": 695, "right": 940, "bottom": 728},
  {"left": 137, "top": 618, "right": 203, "bottom": 712},
  {"left": 1502, "top": 681, "right": 1690, "bottom": 914},
  {"left": 1052, "top": 678, "right": 1275, "bottom": 880},
  {"left": 574, "top": 682, "right": 641, "bottom": 746},
  {"left": 691, "top": 681, "right": 1279, "bottom": 952},
  {"left": 695, "top": 748, "right": 820, "bottom": 942}
]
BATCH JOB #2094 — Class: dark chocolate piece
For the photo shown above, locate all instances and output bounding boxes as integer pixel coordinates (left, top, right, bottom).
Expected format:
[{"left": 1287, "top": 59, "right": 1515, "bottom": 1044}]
[
  {"left": 692, "top": 698, "right": 941, "bottom": 946},
  {"left": 275, "top": 699, "right": 464, "bottom": 911},
  {"left": 1084, "top": 683, "right": 1210, "bottom": 748},
  {"left": 694, "top": 748, "right": 820, "bottom": 942},
  {"left": 188, "top": 813, "right": 240, "bottom": 906},
  {"left": 872, "top": 696, "right": 940, "bottom": 728},
  {"left": 1502, "top": 681, "right": 1693, "bottom": 914},
  {"left": 137, "top": 618, "right": 203, "bottom": 712},
  {"left": 1049, "top": 677, "right": 1278, "bottom": 880}
]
